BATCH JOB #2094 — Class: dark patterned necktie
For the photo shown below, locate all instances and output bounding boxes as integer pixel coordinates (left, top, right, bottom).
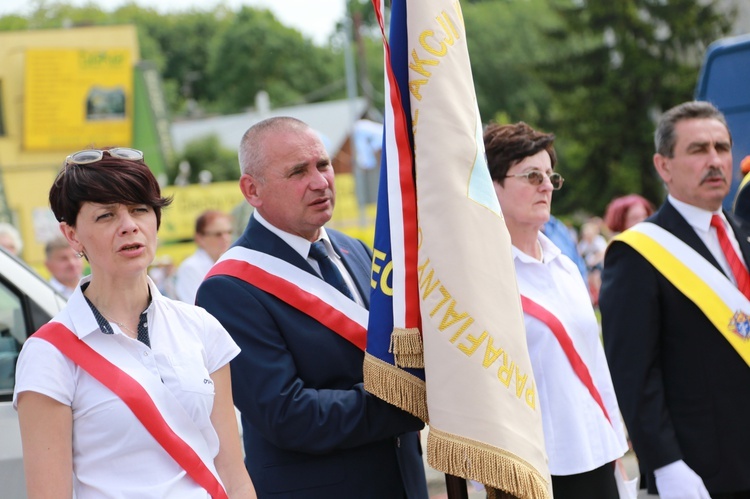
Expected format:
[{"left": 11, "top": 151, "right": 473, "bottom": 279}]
[
  {"left": 309, "top": 240, "right": 355, "bottom": 301},
  {"left": 711, "top": 214, "right": 750, "bottom": 299}
]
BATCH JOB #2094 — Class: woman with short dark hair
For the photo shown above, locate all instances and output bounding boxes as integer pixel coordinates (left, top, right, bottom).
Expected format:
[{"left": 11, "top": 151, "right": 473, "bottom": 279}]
[
  {"left": 14, "top": 147, "right": 255, "bottom": 498},
  {"left": 485, "top": 123, "right": 631, "bottom": 499}
]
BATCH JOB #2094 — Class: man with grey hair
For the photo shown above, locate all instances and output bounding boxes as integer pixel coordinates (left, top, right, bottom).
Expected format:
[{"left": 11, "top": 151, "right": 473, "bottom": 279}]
[
  {"left": 0, "top": 222, "right": 23, "bottom": 257},
  {"left": 44, "top": 236, "right": 84, "bottom": 299},
  {"left": 198, "top": 117, "right": 428, "bottom": 498},
  {"left": 600, "top": 101, "right": 750, "bottom": 498}
]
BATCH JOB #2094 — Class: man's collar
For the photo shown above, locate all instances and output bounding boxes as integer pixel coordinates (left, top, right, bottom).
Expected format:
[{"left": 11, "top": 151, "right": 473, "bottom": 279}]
[
  {"left": 252, "top": 211, "right": 332, "bottom": 261},
  {"left": 668, "top": 194, "right": 723, "bottom": 233}
]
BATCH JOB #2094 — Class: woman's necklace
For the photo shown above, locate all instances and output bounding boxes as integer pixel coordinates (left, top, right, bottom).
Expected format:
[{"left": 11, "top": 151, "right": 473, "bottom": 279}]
[
  {"left": 101, "top": 312, "right": 137, "bottom": 337},
  {"left": 537, "top": 240, "right": 544, "bottom": 261}
]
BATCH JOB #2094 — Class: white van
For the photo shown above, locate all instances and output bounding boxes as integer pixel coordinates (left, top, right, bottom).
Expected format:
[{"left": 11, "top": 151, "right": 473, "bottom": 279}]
[{"left": 0, "top": 247, "right": 67, "bottom": 499}]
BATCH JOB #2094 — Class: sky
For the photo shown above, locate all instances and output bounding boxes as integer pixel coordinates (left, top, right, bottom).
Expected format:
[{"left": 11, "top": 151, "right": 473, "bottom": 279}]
[{"left": 0, "top": 0, "right": 347, "bottom": 45}]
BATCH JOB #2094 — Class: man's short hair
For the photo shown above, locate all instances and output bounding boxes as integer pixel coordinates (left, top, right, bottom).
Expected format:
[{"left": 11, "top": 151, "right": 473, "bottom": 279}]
[
  {"left": 0, "top": 222, "right": 23, "bottom": 254},
  {"left": 238, "top": 117, "right": 309, "bottom": 178},
  {"left": 654, "top": 101, "right": 731, "bottom": 157},
  {"left": 45, "top": 236, "right": 73, "bottom": 259}
]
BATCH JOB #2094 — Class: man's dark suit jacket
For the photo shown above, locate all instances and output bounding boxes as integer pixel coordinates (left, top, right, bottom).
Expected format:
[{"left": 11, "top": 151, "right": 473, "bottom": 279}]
[
  {"left": 197, "top": 217, "right": 428, "bottom": 499},
  {"left": 600, "top": 200, "right": 750, "bottom": 495}
]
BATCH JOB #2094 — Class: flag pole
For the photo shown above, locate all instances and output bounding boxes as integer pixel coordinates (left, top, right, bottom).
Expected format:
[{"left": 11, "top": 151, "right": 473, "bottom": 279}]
[
  {"left": 445, "top": 475, "right": 469, "bottom": 499},
  {"left": 445, "top": 476, "right": 520, "bottom": 499}
]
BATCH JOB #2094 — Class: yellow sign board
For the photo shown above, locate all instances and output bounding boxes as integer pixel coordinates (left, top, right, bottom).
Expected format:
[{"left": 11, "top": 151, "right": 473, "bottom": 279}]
[
  {"left": 159, "top": 182, "right": 246, "bottom": 242},
  {"left": 23, "top": 48, "right": 133, "bottom": 150}
]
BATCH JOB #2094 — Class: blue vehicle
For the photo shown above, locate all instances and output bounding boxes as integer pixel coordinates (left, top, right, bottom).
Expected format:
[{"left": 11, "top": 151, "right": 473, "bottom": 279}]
[{"left": 695, "top": 33, "right": 750, "bottom": 212}]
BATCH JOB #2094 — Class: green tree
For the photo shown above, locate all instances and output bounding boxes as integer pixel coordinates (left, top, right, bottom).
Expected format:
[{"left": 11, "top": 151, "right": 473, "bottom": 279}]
[
  {"left": 0, "top": 14, "right": 29, "bottom": 30},
  {"left": 205, "top": 7, "right": 344, "bottom": 113},
  {"left": 462, "top": 0, "right": 558, "bottom": 128},
  {"left": 118, "top": 7, "right": 231, "bottom": 113},
  {"left": 539, "top": 0, "right": 733, "bottom": 214},
  {"left": 168, "top": 135, "right": 239, "bottom": 185},
  {"left": 328, "top": 0, "right": 385, "bottom": 113}
]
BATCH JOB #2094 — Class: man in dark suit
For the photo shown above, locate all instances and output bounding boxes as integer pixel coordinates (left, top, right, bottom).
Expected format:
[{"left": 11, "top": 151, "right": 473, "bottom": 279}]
[
  {"left": 600, "top": 101, "right": 750, "bottom": 499},
  {"left": 197, "top": 117, "right": 428, "bottom": 499}
]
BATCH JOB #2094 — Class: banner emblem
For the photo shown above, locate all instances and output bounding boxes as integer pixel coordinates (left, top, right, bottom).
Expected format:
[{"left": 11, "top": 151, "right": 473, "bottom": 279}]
[{"left": 729, "top": 310, "right": 750, "bottom": 340}]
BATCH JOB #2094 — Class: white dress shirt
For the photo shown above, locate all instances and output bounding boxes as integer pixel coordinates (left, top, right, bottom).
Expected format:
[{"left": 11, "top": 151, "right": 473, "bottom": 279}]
[
  {"left": 513, "top": 233, "right": 629, "bottom": 475},
  {"left": 49, "top": 277, "right": 76, "bottom": 300},
  {"left": 174, "top": 248, "right": 215, "bottom": 304},
  {"left": 668, "top": 194, "right": 747, "bottom": 284}
]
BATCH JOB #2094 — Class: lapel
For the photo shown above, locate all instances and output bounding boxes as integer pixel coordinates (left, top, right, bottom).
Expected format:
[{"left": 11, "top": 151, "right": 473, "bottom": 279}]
[
  {"left": 654, "top": 200, "right": 724, "bottom": 274},
  {"left": 238, "top": 218, "right": 371, "bottom": 309},
  {"left": 329, "top": 231, "right": 371, "bottom": 309}
]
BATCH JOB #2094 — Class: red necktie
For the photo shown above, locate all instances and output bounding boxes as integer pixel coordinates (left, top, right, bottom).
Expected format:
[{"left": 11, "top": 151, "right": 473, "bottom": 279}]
[{"left": 710, "top": 214, "right": 750, "bottom": 299}]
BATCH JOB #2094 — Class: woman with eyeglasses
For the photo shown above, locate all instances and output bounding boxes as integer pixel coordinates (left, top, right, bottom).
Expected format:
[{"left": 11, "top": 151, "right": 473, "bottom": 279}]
[
  {"left": 484, "top": 123, "right": 631, "bottom": 499},
  {"left": 174, "top": 209, "right": 234, "bottom": 304},
  {"left": 13, "top": 148, "right": 256, "bottom": 498}
]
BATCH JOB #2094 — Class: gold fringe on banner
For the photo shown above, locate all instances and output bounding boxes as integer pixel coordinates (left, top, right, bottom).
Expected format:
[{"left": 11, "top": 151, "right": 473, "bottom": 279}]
[
  {"left": 363, "top": 353, "right": 429, "bottom": 422},
  {"left": 388, "top": 327, "right": 424, "bottom": 368},
  {"left": 427, "top": 427, "right": 550, "bottom": 499},
  {"left": 486, "top": 487, "right": 523, "bottom": 499}
]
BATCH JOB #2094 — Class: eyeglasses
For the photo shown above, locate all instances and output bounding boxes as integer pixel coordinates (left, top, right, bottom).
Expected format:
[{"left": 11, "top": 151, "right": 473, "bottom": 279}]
[
  {"left": 202, "top": 230, "right": 233, "bottom": 238},
  {"left": 65, "top": 148, "right": 144, "bottom": 166},
  {"left": 505, "top": 170, "right": 564, "bottom": 190}
]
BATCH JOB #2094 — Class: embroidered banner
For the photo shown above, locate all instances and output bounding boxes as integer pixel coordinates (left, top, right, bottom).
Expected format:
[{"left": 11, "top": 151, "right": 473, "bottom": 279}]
[{"left": 363, "top": 1, "right": 550, "bottom": 496}]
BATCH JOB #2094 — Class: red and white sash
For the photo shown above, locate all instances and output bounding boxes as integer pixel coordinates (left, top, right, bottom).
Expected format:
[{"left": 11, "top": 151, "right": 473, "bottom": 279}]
[
  {"left": 520, "top": 295, "right": 637, "bottom": 497},
  {"left": 207, "top": 246, "right": 369, "bottom": 351},
  {"left": 520, "top": 296, "right": 610, "bottom": 423},
  {"left": 33, "top": 323, "right": 228, "bottom": 499}
]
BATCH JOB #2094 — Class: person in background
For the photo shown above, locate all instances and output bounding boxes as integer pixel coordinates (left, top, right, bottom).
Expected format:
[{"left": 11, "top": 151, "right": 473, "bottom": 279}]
[
  {"left": 732, "top": 155, "right": 750, "bottom": 224},
  {"left": 197, "top": 117, "right": 428, "bottom": 499},
  {"left": 174, "top": 209, "right": 233, "bottom": 304},
  {"left": 149, "top": 255, "right": 177, "bottom": 300},
  {"left": 484, "top": 122, "right": 629, "bottom": 499},
  {"left": 14, "top": 147, "right": 255, "bottom": 498},
  {"left": 603, "top": 194, "right": 655, "bottom": 235},
  {"left": 577, "top": 219, "right": 608, "bottom": 306},
  {"left": 44, "top": 236, "right": 85, "bottom": 299},
  {"left": 600, "top": 101, "right": 750, "bottom": 498},
  {"left": 0, "top": 222, "right": 23, "bottom": 257},
  {"left": 543, "top": 214, "right": 587, "bottom": 283}
]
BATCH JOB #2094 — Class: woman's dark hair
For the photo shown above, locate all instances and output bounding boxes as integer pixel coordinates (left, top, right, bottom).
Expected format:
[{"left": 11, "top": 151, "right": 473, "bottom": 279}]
[
  {"left": 483, "top": 121, "right": 557, "bottom": 185},
  {"left": 49, "top": 148, "right": 172, "bottom": 228}
]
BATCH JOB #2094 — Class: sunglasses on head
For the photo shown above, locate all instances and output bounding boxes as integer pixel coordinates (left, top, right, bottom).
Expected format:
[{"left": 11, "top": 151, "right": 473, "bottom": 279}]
[
  {"left": 505, "top": 170, "right": 565, "bottom": 190},
  {"left": 65, "top": 148, "right": 144, "bottom": 167}
]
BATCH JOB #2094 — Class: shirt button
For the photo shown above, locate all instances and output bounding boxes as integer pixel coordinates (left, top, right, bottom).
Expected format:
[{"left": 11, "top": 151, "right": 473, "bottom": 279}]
[
  {"left": 143, "top": 351, "right": 149, "bottom": 357},
  {"left": 396, "top": 437, "right": 401, "bottom": 448}
]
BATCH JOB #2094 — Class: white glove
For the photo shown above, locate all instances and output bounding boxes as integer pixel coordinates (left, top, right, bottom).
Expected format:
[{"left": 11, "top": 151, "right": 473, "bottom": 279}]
[{"left": 654, "top": 460, "right": 711, "bottom": 499}]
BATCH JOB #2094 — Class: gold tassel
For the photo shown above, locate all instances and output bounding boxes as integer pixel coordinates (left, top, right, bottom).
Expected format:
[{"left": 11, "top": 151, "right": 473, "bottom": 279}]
[
  {"left": 388, "top": 327, "right": 424, "bottom": 368},
  {"left": 363, "top": 353, "right": 429, "bottom": 422},
  {"left": 427, "top": 427, "right": 550, "bottom": 499}
]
